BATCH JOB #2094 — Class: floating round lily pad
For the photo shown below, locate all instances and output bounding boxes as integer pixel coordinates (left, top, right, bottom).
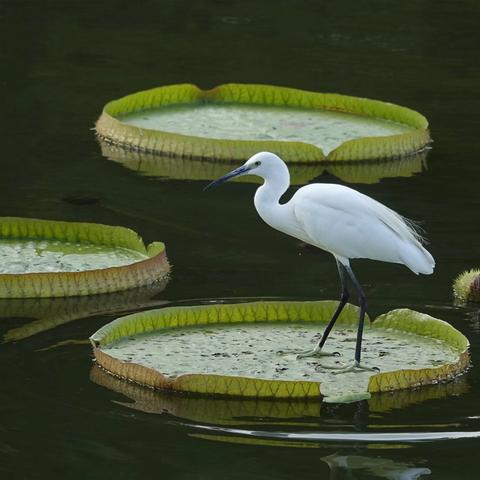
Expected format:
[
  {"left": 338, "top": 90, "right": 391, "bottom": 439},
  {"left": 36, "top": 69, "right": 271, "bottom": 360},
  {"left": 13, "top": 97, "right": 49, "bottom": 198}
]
[
  {"left": 100, "top": 140, "right": 427, "bottom": 186},
  {"left": 96, "top": 83, "right": 431, "bottom": 162},
  {"left": 90, "top": 301, "right": 469, "bottom": 403},
  {"left": 0, "top": 217, "right": 169, "bottom": 298},
  {"left": 453, "top": 269, "right": 480, "bottom": 304}
]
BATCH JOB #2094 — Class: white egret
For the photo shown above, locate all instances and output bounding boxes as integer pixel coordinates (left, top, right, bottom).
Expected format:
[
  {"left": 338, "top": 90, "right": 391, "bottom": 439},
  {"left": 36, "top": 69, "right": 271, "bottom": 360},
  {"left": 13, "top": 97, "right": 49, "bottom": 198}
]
[{"left": 205, "top": 152, "right": 435, "bottom": 372}]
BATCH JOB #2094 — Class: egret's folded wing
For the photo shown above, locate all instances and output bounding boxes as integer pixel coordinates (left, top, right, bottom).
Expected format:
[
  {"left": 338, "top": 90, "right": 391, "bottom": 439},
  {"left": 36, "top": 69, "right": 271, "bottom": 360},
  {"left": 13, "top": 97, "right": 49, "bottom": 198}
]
[{"left": 292, "top": 184, "right": 424, "bottom": 245}]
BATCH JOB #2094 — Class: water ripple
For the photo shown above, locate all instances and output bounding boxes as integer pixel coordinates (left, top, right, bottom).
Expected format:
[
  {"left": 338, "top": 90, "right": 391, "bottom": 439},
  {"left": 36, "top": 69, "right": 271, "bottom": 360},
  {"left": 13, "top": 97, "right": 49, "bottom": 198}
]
[{"left": 188, "top": 424, "right": 480, "bottom": 443}]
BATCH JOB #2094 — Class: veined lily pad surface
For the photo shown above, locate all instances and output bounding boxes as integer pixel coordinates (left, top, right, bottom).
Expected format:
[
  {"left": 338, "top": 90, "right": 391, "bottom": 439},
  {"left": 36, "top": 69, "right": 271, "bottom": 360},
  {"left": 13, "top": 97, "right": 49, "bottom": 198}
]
[
  {"left": 90, "top": 301, "right": 469, "bottom": 404},
  {"left": 96, "top": 83, "right": 431, "bottom": 162},
  {"left": 0, "top": 238, "right": 147, "bottom": 274},
  {"left": 0, "top": 217, "right": 169, "bottom": 298},
  {"left": 100, "top": 140, "right": 428, "bottom": 186}
]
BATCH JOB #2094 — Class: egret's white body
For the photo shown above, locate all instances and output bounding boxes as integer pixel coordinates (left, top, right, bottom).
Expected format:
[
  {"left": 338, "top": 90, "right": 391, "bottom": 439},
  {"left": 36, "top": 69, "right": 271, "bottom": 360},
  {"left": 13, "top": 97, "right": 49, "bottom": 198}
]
[
  {"left": 206, "top": 152, "right": 435, "bottom": 371},
  {"left": 252, "top": 157, "right": 434, "bottom": 275}
]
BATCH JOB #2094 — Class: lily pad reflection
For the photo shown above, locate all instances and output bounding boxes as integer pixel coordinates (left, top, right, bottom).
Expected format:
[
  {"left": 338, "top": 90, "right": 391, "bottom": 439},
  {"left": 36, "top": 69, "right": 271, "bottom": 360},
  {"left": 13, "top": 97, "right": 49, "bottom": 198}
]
[
  {"left": 100, "top": 140, "right": 428, "bottom": 186},
  {"left": 90, "top": 364, "right": 468, "bottom": 424},
  {"left": 1, "top": 281, "right": 169, "bottom": 342}
]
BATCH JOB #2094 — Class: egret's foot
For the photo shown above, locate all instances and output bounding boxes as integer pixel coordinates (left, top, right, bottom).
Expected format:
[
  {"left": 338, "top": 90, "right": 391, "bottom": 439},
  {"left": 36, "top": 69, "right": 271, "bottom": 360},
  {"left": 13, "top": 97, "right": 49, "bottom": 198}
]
[
  {"left": 296, "top": 347, "right": 341, "bottom": 360},
  {"left": 277, "top": 346, "right": 340, "bottom": 360},
  {"left": 327, "top": 360, "right": 380, "bottom": 374}
]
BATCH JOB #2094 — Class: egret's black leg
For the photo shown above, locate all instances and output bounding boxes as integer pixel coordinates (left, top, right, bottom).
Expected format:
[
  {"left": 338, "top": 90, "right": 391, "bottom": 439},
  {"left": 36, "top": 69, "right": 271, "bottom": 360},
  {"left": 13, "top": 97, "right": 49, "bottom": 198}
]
[
  {"left": 344, "top": 265, "right": 367, "bottom": 364},
  {"left": 297, "top": 261, "right": 349, "bottom": 358},
  {"left": 319, "top": 261, "right": 350, "bottom": 349},
  {"left": 328, "top": 265, "right": 380, "bottom": 373},
  {"left": 285, "top": 260, "right": 349, "bottom": 360}
]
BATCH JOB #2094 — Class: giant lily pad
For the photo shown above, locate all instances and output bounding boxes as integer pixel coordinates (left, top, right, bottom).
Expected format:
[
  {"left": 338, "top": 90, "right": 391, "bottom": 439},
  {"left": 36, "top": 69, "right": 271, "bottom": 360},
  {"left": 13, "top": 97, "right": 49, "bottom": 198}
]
[
  {"left": 100, "top": 140, "right": 428, "bottom": 185},
  {"left": 90, "top": 301, "right": 469, "bottom": 403},
  {"left": 0, "top": 217, "right": 169, "bottom": 298},
  {"left": 96, "top": 84, "right": 431, "bottom": 162}
]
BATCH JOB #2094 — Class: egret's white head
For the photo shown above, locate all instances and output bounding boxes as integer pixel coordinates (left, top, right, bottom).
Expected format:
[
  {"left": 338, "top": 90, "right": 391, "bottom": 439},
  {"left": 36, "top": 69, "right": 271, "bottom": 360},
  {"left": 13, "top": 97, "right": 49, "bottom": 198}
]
[
  {"left": 243, "top": 152, "right": 286, "bottom": 177},
  {"left": 204, "top": 152, "right": 287, "bottom": 190}
]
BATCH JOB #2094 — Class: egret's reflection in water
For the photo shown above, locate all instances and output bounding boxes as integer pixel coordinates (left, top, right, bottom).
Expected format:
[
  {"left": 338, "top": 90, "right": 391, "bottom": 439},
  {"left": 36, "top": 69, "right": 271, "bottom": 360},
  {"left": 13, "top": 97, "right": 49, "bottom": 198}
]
[{"left": 321, "top": 453, "right": 431, "bottom": 479}]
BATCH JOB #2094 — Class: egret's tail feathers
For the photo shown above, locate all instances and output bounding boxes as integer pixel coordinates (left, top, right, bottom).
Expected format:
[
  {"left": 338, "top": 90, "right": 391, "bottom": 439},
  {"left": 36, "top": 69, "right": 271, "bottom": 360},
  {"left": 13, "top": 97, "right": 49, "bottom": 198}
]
[
  {"left": 401, "top": 216, "right": 428, "bottom": 245},
  {"left": 401, "top": 243, "right": 435, "bottom": 275},
  {"left": 377, "top": 203, "right": 434, "bottom": 274}
]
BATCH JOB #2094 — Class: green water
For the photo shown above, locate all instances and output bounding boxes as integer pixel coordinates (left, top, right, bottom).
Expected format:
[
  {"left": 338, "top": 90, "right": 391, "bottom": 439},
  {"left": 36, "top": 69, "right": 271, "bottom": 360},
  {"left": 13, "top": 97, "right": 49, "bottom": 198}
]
[
  {"left": 0, "top": 239, "right": 147, "bottom": 273},
  {"left": 121, "top": 104, "right": 411, "bottom": 154},
  {"left": 1, "top": 0, "right": 480, "bottom": 479}
]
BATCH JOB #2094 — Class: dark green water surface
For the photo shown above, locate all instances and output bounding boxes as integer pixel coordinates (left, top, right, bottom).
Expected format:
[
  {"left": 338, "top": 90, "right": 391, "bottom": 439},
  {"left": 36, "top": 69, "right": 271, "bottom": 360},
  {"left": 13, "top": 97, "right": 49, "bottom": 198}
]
[{"left": 1, "top": 1, "right": 480, "bottom": 478}]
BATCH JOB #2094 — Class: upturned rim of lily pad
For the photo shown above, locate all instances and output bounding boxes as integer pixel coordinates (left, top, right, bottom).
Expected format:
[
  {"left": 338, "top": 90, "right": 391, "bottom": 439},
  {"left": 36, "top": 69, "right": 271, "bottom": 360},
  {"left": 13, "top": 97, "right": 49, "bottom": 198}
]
[
  {"left": 95, "top": 83, "right": 431, "bottom": 163},
  {"left": 0, "top": 217, "right": 169, "bottom": 298},
  {"left": 90, "top": 301, "right": 469, "bottom": 402}
]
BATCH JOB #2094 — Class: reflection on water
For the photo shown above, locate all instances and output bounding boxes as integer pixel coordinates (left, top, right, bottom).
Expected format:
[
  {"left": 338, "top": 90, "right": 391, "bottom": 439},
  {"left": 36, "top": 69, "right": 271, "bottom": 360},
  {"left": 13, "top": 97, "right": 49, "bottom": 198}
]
[
  {"left": 0, "top": 280, "right": 168, "bottom": 342},
  {"left": 90, "top": 364, "right": 322, "bottom": 424},
  {"left": 90, "top": 364, "right": 468, "bottom": 425},
  {"left": 99, "top": 140, "right": 428, "bottom": 186},
  {"left": 321, "top": 453, "right": 431, "bottom": 479},
  {"left": 367, "top": 379, "right": 469, "bottom": 413},
  {"left": 465, "top": 309, "right": 480, "bottom": 333},
  {"left": 186, "top": 423, "right": 480, "bottom": 444}
]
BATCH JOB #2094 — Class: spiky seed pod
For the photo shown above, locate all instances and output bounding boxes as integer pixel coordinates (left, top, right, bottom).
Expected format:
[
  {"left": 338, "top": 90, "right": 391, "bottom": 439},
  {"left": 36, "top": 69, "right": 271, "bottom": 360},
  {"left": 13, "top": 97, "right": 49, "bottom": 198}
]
[{"left": 453, "top": 269, "right": 480, "bottom": 303}]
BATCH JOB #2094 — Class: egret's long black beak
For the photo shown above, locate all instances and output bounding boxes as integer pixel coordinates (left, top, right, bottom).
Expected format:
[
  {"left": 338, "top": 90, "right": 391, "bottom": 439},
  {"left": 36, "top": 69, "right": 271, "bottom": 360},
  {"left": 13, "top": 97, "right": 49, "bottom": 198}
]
[{"left": 203, "top": 165, "right": 252, "bottom": 191}]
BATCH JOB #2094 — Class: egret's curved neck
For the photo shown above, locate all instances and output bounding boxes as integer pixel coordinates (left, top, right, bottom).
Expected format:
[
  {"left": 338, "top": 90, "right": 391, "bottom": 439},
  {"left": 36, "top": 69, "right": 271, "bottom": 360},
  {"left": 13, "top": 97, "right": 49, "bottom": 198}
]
[{"left": 254, "top": 164, "right": 290, "bottom": 224}]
